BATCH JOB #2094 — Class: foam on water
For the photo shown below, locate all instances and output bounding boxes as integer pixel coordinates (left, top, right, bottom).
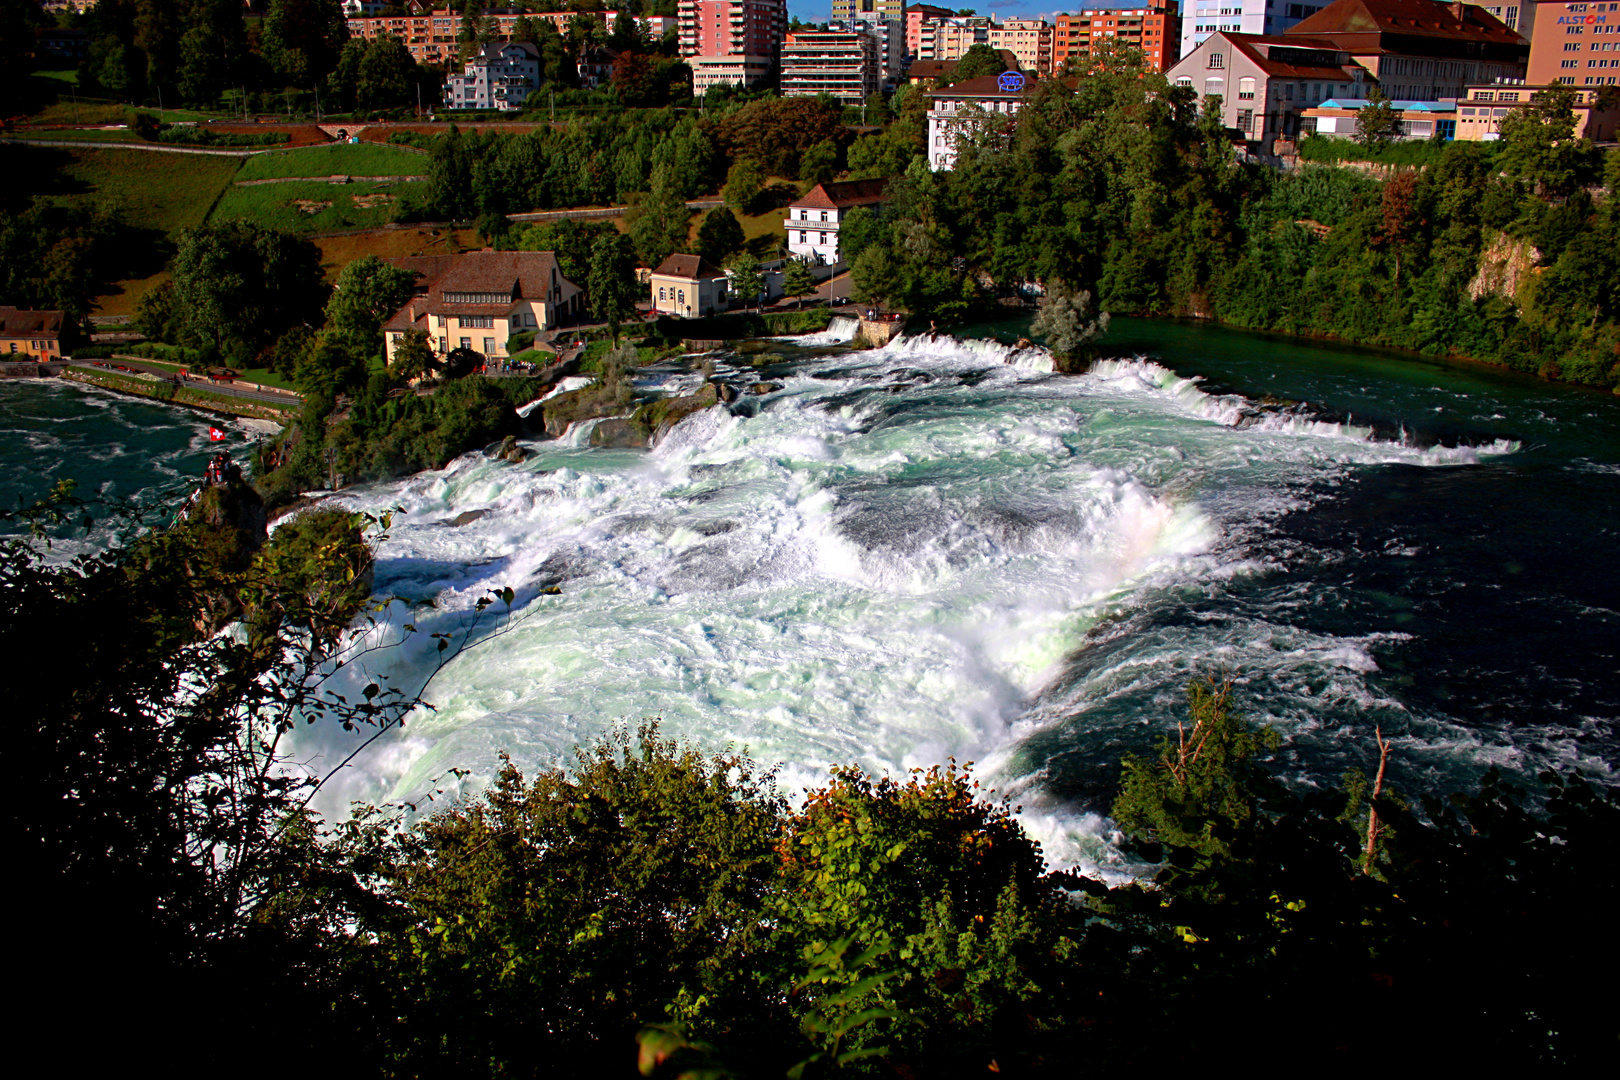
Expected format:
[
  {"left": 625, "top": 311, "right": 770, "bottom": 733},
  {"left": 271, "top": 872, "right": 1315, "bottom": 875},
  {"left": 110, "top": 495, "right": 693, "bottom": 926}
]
[{"left": 277, "top": 338, "right": 1535, "bottom": 866}]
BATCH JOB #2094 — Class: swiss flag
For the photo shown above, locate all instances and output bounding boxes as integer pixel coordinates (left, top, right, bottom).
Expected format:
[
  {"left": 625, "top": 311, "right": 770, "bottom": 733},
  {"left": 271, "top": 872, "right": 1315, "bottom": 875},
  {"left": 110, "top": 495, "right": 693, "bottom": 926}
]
[{"left": 208, "top": 427, "right": 225, "bottom": 441}]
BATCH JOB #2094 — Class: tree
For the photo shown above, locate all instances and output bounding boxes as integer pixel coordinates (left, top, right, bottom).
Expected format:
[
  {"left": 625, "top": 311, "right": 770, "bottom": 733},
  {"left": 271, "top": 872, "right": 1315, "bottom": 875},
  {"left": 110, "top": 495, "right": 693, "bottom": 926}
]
[
  {"left": 168, "top": 221, "right": 328, "bottom": 364},
  {"left": 390, "top": 326, "right": 436, "bottom": 382},
  {"left": 723, "top": 158, "right": 765, "bottom": 216},
  {"left": 1499, "top": 83, "right": 1601, "bottom": 198},
  {"left": 726, "top": 251, "right": 765, "bottom": 312},
  {"left": 323, "top": 254, "right": 417, "bottom": 354},
  {"left": 1029, "top": 280, "right": 1110, "bottom": 372},
  {"left": 695, "top": 206, "right": 745, "bottom": 265},
  {"left": 799, "top": 138, "right": 840, "bottom": 187},
  {"left": 588, "top": 231, "right": 641, "bottom": 343},
  {"left": 782, "top": 257, "right": 816, "bottom": 308},
  {"left": 627, "top": 169, "right": 694, "bottom": 268},
  {"left": 259, "top": 0, "right": 347, "bottom": 87},
  {"left": 943, "top": 44, "right": 1007, "bottom": 86},
  {"left": 1355, "top": 87, "right": 1399, "bottom": 147}
]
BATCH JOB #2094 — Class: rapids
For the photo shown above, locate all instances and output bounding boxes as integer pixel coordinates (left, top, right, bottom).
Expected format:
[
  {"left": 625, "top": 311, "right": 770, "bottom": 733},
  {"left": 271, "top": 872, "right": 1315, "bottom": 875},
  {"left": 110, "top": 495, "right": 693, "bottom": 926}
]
[{"left": 4, "top": 319, "right": 1614, "bottom": 877}]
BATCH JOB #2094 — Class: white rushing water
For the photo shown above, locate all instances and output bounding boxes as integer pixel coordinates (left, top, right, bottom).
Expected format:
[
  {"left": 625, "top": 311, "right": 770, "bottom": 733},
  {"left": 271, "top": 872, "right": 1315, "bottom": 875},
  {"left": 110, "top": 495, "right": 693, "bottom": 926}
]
[{"left": 292, "top": 332, "right": 1519, "bottom": 876}]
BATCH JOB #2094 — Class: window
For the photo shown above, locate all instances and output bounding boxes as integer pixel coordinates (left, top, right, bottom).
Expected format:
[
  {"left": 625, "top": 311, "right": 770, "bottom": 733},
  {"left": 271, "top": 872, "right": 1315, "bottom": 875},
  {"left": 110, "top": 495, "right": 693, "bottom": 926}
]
[
  {"left": 819, "top": 232, "right": 827, "bottom": 244},
  {"left": 1564, "top": 59, "right": 1580, "bottom": 67},
  {"left": 1238, "top": 76, "right": 1255, "bottom": 99},
  {"left": 459, "top": 315, "right": 493, "bottom": 328},
  {"left": 820, "top": 211, "right": 828, "bottom": 221},
  {"left": 438, "top": 336, "right": 447, "bottom": 352},
  {"left": 459, "top": 337, "right": 471, "bottom": 350},
  {"left": 1462, "top": 107, "right": 1476, "bottom": 116},
  {"left": 1208, "top": 52, "right": 1223, "bottom": 69},
  {"left": 484, "top": 338, "right": 495, "bottom": 354},
  {"left": 1566, "top": 42, "right": 1583, "bottom": 51},
  {"left": 1204, "top": 77, "right": 1224, "bottom": 96},
  {"left": 1237, "top": 108, "right": 1254, "bottom": 131},
  {"left": 677, "top": 289, "right": 685, "bottom": 305}
]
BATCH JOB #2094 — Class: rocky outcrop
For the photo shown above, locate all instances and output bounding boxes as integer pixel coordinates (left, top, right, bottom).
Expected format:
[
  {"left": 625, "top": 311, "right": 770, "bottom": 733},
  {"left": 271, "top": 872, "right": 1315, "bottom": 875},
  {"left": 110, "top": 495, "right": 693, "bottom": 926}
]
[
  {"left": 584, "top": 385, "right": 721, "bottom": 449},
  {"left": 1468, "top": 230, "right": 1542, "bottom": 305}
]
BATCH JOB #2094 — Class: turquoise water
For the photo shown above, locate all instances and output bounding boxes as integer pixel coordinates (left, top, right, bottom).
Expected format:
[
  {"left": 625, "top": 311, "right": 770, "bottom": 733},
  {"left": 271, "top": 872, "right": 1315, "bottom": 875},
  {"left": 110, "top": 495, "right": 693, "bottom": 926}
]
[{"left": 4, "top": 322, "right": 1616, "bottom": 876}]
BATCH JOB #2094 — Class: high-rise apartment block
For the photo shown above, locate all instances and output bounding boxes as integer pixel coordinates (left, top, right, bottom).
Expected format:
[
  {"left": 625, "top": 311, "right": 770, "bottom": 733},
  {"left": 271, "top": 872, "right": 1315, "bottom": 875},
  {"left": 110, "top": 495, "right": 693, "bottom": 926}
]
[
  {"left": 678, "top": 0, "right": 788, "bottom": 91},
  {"left": 988, "top": 17, "right": 1056, "bottom": 76},
  {"left": 1054, "top": 6, "right": 1182, "bottom": 73},
  {"left": 344, "top": 9, "right": 674, "bottom": 66},
  {"left": 780, "top": 28, "right": 881, "bottom": 101},
  {"left": 906, "top": 4, "right": 955, "bottom": 56},
  {"left": 915, "top": 15, "right": 993, "bottom": 61}
]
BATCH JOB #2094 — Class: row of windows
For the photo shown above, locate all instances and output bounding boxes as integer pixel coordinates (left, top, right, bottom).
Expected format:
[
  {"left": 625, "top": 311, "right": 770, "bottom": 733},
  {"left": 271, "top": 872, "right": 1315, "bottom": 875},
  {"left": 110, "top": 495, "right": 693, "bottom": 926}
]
[{"left": 6, "top": 340, "right": 56, "bottom": 352}]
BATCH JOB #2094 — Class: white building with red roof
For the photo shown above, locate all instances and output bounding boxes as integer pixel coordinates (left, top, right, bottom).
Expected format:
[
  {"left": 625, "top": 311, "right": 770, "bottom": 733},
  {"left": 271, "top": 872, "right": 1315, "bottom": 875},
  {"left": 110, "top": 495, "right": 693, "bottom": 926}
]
[{"left": 784, "top": 179, "right": 890, "bottom": 265}]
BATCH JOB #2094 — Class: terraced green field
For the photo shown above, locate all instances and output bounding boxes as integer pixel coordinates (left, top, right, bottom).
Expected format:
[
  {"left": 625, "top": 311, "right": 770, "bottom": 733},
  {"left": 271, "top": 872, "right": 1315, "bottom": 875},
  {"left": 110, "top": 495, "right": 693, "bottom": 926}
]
[
  {"left": 235, "top": 142, "right": 428, "bottom": 181},
  {"left": 209, "top": 178, "right": 424, "bottom": 233}
]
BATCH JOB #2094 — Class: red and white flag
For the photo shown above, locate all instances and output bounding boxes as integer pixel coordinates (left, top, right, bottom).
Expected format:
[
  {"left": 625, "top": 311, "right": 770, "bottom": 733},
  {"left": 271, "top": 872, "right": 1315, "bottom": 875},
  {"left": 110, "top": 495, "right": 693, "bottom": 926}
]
[{"left": 208, "top": 427, "right": 226, "bottom": 441}]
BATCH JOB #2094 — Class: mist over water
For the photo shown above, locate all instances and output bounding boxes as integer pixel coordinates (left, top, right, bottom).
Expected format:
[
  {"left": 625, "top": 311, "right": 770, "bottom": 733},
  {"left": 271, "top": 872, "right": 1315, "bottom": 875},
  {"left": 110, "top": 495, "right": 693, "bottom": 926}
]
[{"left": 6, "top": 320, "right": 1616, "bottom": 876}]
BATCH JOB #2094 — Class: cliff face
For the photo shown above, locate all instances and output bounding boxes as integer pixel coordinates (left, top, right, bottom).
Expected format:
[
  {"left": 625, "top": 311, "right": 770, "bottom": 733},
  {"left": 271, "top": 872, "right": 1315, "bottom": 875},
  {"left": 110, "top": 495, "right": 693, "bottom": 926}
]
[{"left": 1468, "top": 231, "right": 1543, "bottom": 306}]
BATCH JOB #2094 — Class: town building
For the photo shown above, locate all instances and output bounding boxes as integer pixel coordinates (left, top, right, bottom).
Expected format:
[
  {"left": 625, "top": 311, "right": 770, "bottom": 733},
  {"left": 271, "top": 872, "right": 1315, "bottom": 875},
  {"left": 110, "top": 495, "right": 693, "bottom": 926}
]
[
  {"left": 1181, "top": 0, "right": 1330, "bottom": 59},
  {"left": 1456, "top": 79, "right": 1620, "bottom": 134},
  {"left": 1165, "top": 0, "right": 1529, "bottom": 154},
  {"left": 1053, "top": 7, "right": 1181, "bottom": 73},
  {"left": 906, "top": 4, "right": 956, "bottom": 57},
  {"left": 381, "top": 252, "right": 581, "bottom": 367},
  {"left": 1526, "top": 0, "right": 1620, "bottom": 87},
  {"left": 784, "top": 179, "right": 889, "bottom": 264},
  {"left": 780, "top": 27, "right": 882, "bottom": 102},
  {"left": 1166, "top": 33, "right": 1376, "bottom": 153},
  {"left": 1469, "top": 1, "right": 1537, "bottom": 35},
  {"left": 927, "top": 72, "right": 1044, "bottom": 170},
  {"left": 1301, "top": 96, "right": 1459, "bottom": 137},
  {"left": 0, "top": 308, "right": 65, "bottom": 360},
  {"left": 915, "top": 15, "right": 993, "bottom": 62},
  {"left": 577, "top": 44, "right": 621, "bottom": 89},
  {"left": 344, "top": 9, "right": 668, "bottom": 66},
  {"left": 445, "top": 41, "right": 541, "bottom": 110},
  {"left": 1285, "top": 0, "right": 1528, "bottom": 97},
  {"left": 678, "top": 0, "right": 788, "bottom": 91},
  {"left": 650, "top": 254, "right": 732, "bottom": 317},
  {"left": 832, "top": 0, "right": 909, "bottom": 82},
  {"left": 988, "top": 17, "right": 1055, "bottom": 77}
]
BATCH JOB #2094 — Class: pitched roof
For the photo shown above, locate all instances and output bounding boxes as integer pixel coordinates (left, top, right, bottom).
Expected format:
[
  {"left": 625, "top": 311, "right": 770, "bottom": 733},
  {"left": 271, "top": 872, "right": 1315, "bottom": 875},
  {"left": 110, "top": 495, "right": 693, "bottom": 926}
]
[
  {"left": 0, "top": 307, "right": 64, "bottom": 336},
  {"left": 652, "top": 254, "right": 728, "bottom": 280},
  {"left": 794, "top": 178, "right": 889, "bottom": 211},
  {"left": 381, "top": 251, "right": 576, "bottom": 324},
  {"left": 1216, "top": 34, "right": 1369, "bottom": 80},
  {"left": 1287, "top": 0, "right": 1525, "bottom": 47}
]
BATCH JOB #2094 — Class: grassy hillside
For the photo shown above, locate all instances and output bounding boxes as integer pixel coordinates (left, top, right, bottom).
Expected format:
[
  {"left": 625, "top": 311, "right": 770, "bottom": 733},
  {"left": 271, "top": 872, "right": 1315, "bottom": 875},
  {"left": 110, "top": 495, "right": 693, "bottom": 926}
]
[
  {"left": 54, "top": 146, "right": 241, "bottom": 234},
  {"left": 209, "top": 179, "right": 424, "bottom": 234},
  {"left": 236, "top": 143, "right": 428, "bottom": 181}
]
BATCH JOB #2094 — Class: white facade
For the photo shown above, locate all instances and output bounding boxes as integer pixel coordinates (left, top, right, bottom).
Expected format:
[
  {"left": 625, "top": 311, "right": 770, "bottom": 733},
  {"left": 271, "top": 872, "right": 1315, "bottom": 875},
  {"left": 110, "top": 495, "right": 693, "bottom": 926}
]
[
  {"left": 781, "top": 27, "right": 882, "bottom": 102},
  {"left": 850, "top": 12, "right": 909, "bottom": 85},
  {"left": 1181, "top": 1, "right": 1324, "bottom": 59},
  {"left": 926, "top": 75, "right": 1031, "bottom": 170},
  {"left": 689, "top": 55, "right": 776, "bottom": 91},
  {"left": 446, "top": 42, "right": 542, "bottom": 111}
]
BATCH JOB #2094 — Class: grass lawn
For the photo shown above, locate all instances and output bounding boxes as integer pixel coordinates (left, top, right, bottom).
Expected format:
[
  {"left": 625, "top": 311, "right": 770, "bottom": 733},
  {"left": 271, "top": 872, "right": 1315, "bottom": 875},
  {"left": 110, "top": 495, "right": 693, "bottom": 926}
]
[
  {"left": 314, "top": 226, "right": 481, "bottom": 281},
  {"left": 210, "top": 179, "right": 425, "bottom": 234},
  {"left": 6, "top": 128, "right": 143, "bottom": 142},
  {"left": 233, "top": 366, "right": 299, "bottom": 391},
  {"left": 54, "top": 146, "right": 242, "bottom": 235},
  {"left": 236, "top": 143, "right": 428, "bottom": 181}
]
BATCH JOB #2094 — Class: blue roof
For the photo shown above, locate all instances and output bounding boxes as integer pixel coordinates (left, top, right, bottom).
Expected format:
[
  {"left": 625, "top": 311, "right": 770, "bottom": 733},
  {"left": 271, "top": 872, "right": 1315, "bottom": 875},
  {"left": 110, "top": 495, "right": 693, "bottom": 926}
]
[{"left": 1318, "top": 98, "right": 1457, "bottom": 111}]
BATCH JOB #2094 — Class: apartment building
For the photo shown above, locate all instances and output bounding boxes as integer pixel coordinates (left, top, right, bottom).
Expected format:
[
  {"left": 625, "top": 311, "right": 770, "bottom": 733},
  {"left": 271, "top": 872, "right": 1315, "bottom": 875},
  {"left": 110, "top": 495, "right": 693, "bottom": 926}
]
[
  {"left": 344, "top": 9, "right": 669, "bottom": 66},
  {"left": 988, "top": 18, "right": 1055, "bottom": 76},
  {"left": 1181, "top": 0, "right": 1328, "bottom": 58},
  {"left": 916, "top": 16, "right": 993, "bottom": 61},
  {"left": 780, "top": 28, "right": 881, "bottom": 102},
  {"left": 1526, "top": 0, "right": 1620, "bottom": 87},
  {"left": 1053, "top": 6, "right": 1181, "bottom": 73},
  {"left": 678, "top": 0, "right": 788, "bottom": 90},
  {"left": 445, "top": 41, "right": 541, "bottom": 110},
  {"left": 906, "top": 4, "right": 955, "bottom": 56}
]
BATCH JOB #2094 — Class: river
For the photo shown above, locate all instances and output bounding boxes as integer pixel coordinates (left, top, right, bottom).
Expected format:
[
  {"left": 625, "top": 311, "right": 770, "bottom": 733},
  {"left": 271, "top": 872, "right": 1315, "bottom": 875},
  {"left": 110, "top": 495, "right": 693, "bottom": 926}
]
[{"left": 5, "top": 318, "right": 1616, "bottom": 875}]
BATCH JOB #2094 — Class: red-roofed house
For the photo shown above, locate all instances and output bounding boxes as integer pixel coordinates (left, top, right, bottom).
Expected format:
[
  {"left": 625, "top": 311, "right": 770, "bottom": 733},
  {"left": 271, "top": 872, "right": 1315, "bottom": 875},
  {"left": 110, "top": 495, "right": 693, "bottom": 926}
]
[
  {"left": 784, "top": 179, "right": 889, "bottom": 266},
  {"left": 650, "top": 254, "right": 732, "bottom": 317},
  {"left": 381, "top": 250, "right": 581, "bottom": 366},
  {"left": 1167, "top": 0, "right": 1528, "bottom": 153}
]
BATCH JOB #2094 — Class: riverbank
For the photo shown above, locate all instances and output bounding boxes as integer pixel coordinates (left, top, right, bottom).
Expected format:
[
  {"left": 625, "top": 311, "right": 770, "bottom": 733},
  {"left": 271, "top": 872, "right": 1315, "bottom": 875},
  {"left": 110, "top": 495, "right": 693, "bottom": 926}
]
[{"left": 61, "top": 366, "right": 296, "bottom": 422}]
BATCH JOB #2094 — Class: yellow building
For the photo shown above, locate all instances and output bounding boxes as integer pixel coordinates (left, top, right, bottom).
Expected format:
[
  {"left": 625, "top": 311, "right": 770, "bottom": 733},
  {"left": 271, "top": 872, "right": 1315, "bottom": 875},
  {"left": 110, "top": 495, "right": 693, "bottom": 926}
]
[
  {"left": 0, "top": 307, "right": 65, "bottom": 359},
  {"left": 382, "top": 251, "right": 581, "bottom": 366},
  {"left": 988, "top": 18, "right": 1054, "bottom": 77},
  {"left": 650, "top": 254, "right": 731, "bottom": 318}
]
